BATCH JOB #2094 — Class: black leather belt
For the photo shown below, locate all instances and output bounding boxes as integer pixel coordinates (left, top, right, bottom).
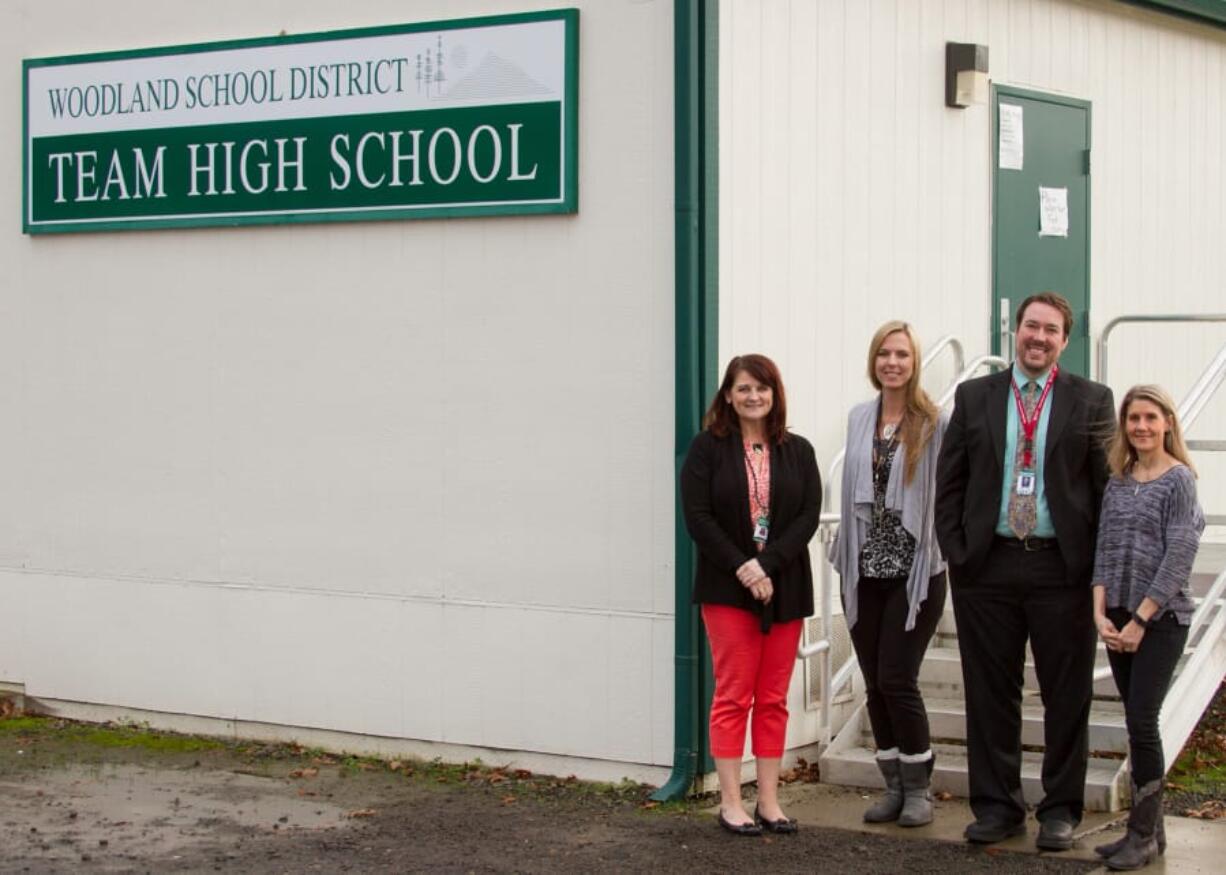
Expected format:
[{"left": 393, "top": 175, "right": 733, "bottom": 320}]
[{"left": 994, "top": 534, "right": 1058, "bottom": 551}]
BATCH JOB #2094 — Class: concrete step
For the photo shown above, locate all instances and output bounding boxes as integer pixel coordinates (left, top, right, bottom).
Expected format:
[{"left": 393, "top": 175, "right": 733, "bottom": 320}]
[
  {"left": 879, "top": 696, "right": 1129, "bottom": 753},
  {"left": 819, "top": 743, "right": 1126, "bottom": 812},
  {"left": 919, "top": 647, "right": 1120, "bottom": 697}
]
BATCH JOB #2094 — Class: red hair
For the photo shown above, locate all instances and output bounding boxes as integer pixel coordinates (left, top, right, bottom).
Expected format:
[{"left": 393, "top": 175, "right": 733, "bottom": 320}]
[{"left": 703, "top": 354, "right": 790, "bottom": 443}]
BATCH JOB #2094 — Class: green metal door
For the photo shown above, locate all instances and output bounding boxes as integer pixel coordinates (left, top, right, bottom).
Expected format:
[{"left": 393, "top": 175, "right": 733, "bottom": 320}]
[{"left": 992, "top": 86, "right": 1091, "bottom": 377}]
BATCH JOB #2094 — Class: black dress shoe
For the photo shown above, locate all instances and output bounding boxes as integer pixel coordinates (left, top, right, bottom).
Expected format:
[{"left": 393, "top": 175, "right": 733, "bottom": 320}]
[
  {"left": 718, "top": 810, "right": 762, "bottom": 836},
  {"left": 1036, "top": 817, "right": 1076, "bottom": 851},
  {"left": 964, "top": 817, "right": 1026, "bottom": 844},
  {"left": 754, "top": 805, "right": 799, "bottom": 834}
]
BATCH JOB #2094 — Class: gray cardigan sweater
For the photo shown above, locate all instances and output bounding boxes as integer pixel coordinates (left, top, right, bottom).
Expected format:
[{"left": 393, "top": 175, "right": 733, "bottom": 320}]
[{"left": 829, "top": 400, "right": 949, "bottom": 631}]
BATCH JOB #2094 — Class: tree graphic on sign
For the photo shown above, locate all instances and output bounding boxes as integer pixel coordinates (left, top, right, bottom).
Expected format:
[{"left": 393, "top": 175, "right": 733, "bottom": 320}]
[{"left": 416, "top": 35, "right": 447, "bottom": 97}]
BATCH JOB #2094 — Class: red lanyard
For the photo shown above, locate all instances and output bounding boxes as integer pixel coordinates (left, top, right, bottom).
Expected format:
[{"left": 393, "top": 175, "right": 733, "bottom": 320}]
[{"left": 1011, "top": 365, "right": 1057, "bottom": 469}]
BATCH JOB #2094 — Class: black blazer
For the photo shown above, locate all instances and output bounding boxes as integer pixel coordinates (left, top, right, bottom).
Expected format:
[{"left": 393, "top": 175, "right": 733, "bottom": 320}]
[
  {"left": 935, "top": 368, "right": 1114, "bottom": 585},
  {"left": 680, "top": 429, "right": 822, "bottom": 626}
]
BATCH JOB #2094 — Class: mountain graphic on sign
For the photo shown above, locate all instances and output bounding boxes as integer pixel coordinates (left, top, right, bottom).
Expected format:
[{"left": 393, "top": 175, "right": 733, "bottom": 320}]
[{"left": 444, "top": 52, "right": 552, "bottom": 100}]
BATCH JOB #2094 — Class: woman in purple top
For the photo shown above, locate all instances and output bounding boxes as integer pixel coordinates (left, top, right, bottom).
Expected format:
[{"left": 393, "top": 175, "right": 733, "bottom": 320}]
[{"left": 1091, "top": 385, "right": 1204, "bottom": 871}]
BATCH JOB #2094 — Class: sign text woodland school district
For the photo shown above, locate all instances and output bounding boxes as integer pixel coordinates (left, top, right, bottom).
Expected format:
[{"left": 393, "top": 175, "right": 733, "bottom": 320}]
[{"left": 23, "top": 10, "right": 578, "bottom": 233}]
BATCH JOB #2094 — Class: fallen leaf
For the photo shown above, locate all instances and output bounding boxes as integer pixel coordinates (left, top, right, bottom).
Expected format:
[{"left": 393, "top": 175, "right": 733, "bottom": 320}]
[
  {"left": 935, "top": 791, "right": 954, "bottom": 801},
  {"left": 1184, "top": 800, "right": 1226, "bottom": 820},
  {"left": 387, "top": 761, "right": 402, "bottom": 772},
  {"left": 501, "top": 795, "right": 517, "bottom": 805},
  {"left": 641, "top": 800, "right": 659, "bottom": 810},
  {"left": 346, "top": 809, "right": 377, "bottom": 819},
  {"left": 513, "top": 769, "right": 533, "bottom": 779},
  {"left": 288, "top": 768, "right": 319, "bottom": 779}
]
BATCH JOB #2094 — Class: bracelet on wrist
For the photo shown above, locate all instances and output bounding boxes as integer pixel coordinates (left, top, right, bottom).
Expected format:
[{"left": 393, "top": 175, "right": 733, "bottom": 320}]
[{"left": 1131, "top": 612, "right": 1150, "bottom": 629}]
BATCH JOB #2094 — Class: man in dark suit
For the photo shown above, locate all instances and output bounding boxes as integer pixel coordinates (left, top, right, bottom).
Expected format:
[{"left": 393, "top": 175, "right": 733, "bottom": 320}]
[{"left": 935, "top": 292, "right": 1114, "bottom": 850}]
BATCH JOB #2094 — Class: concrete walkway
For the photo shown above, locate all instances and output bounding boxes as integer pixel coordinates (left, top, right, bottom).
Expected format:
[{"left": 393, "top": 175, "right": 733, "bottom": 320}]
[{"left": 764, "top": 782, "right": 1226, "bottom": 873}]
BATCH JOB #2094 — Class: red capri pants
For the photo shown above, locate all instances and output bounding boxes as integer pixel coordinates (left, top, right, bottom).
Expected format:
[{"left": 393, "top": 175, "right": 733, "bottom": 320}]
[{"left": 702, "top": 604, "right": 803, "bottom": 759}]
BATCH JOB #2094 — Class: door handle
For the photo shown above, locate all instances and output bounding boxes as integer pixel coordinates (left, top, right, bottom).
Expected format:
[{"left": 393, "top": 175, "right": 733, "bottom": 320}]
[{"left": 999, "top": 297, "right": 1013, "bottom": 363}]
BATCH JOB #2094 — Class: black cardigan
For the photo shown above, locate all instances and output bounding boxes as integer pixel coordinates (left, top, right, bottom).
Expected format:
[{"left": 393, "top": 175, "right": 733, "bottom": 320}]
[{"left": 680, "top": 429, "right": 822, "bottom": 627}]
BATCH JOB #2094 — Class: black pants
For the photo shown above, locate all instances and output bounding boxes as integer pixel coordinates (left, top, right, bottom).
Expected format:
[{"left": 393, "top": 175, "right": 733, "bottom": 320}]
[
  {"left": 1105, "top": 608, "right": 1189, "bottom": 786},
  {"left": 847, "top": 572, "right": 947, "bottom": 755},
  {"left": 951, "top": 540, "right": 1096, "bottom": 826}
]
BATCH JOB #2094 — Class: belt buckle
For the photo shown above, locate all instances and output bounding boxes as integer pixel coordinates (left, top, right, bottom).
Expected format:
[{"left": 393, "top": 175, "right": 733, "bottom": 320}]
[{"left": 1022, "top": 535, "right": 1042, "bottom": 552}]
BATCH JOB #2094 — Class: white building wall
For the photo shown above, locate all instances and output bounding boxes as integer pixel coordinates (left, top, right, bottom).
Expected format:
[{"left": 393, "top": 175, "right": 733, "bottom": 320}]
[
  {"left": 720, "top": 0, "right": 1226, "bottom": 531},
  {"left": 0, "top": 0, "right": 676, "bottom": 774},
  {"left": 722, "top": 0, "right": 1226, "bottom": 751}
]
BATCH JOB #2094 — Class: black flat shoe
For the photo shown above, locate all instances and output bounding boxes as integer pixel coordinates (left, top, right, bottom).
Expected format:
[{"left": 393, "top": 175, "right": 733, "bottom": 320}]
[
  {"left": 717, "top": 810, "right": 762, "bottom": 836},
  {"left": 754, "top": 805, "right": 799, "bottom": 834}
]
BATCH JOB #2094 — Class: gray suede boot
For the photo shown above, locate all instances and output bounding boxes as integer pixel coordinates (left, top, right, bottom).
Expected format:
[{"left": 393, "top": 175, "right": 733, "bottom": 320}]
[
  {"left": 897, "top": 758, "right": 934, "bottom": 827},
  {"left": 1095, "top": 780, "right": 1166, "bottom": 858},
  {"left": 1105, "top": 778, "right": 1163, "bottom": 871},
  {"left": 863, "top": 756, "right": 903, "bottom": 823}
]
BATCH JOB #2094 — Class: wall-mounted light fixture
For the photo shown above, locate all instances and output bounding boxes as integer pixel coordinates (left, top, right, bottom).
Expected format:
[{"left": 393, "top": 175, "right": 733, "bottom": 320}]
[{"left": 945, "top": 42, "right": 989, "bottom": 108}]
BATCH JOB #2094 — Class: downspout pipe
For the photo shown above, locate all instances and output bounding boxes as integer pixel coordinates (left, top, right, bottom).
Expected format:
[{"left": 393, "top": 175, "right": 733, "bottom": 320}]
[{"left": 652, "top": 0, "right": 716, "bottom": 803}]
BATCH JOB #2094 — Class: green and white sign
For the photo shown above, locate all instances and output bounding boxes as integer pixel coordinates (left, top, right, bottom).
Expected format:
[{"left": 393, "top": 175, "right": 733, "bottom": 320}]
[{"left": 23, "top": 10, "right": 578, "bottom": 233}]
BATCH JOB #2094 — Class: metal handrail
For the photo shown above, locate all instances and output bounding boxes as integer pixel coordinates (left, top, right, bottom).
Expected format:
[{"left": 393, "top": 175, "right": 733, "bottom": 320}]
[
  {"left": 937, "top": 355, "right": 1010, "bottom": 408},
  {"left": 1178, "top": 342, "right": 1226, "bottom": 432},
  {"left": 1188, "top": 568, "right": 1226, "bottom": 643},
  {"left": 923, "top": 335, "right": 966, "bottom": 383},
  {"left": 1098, "top": 313, "right": 1226, "bottom": 384}
]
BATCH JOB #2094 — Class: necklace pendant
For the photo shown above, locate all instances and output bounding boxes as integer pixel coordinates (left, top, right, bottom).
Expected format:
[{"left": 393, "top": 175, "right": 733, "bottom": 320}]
[{"left": 881, "top": 423, "right": 898, "bottom": 441}]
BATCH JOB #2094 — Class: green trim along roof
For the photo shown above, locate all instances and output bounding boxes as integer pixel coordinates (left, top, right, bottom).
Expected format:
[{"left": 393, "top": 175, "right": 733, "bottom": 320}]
[{"left": 1121, "top": 0, "right": 1226, "bottom": 28}]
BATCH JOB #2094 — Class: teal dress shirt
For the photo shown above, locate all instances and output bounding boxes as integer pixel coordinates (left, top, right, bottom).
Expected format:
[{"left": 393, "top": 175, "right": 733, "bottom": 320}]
[{"left": 996, "top": 363, "right": 1056, "bottom": 537}]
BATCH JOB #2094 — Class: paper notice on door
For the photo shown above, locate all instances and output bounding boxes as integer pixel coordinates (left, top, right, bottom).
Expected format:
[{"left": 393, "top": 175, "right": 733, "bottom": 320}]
[
  {"left": 999, "top": 104, "right": 1024, "bottom": 170},
  {"left": 1039, "top": 186, "right": 1069, "bottom": 237}
]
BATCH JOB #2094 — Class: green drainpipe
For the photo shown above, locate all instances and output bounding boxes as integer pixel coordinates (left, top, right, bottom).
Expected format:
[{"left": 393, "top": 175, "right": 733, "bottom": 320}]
[{"left": 652, "top": 0, "right": 718, "bottom": 803}]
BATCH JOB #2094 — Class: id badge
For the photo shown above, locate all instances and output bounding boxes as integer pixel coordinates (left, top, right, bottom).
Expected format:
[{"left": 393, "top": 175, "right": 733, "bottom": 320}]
[
  {"left": 753, "top": 517, "right": 770, "bottom": 543},
  {"left": 1016, "top": 471, "right": 1036, "bottom": 496}
]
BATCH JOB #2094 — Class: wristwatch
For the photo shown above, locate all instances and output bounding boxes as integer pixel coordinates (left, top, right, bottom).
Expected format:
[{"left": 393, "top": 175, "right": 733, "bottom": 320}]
[{"left": 1131, "top": 612, "right": 1150, "bottom": 629}]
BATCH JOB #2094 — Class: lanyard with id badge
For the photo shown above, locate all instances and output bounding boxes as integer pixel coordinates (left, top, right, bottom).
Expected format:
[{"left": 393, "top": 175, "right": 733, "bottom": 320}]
[
  {"left": 745, "top": 442, "right": 770, "bottom": 546},
  {"left": 1012, "top": 365, "right": 1058, "bottom": 496}
]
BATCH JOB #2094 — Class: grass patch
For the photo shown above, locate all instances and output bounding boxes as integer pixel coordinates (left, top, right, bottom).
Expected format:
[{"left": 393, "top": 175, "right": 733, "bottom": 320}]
[
  {"left": 0, "top": 716, "right": 52, "bottom": 734},
  {"left": 0, "top": 716, "right": 696, "bottom": 814},
  {"left": 1168, "top": 682, "right": 1226, "bottom": 793},
  {"left": 0, "top": 715, "right": 223, "bottom": 753}
]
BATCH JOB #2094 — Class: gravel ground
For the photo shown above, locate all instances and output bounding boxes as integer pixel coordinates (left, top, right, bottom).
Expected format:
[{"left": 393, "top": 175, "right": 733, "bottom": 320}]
[
  {"left": 0, "top": 716, "right": 1097, "bottom": 874},
  {"left": 3, "top": 685, "right": 1222, "bottom": 873}
]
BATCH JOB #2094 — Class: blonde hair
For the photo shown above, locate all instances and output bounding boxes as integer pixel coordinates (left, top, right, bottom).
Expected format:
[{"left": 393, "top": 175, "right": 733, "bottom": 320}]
[
  {"left": 1108, "top": 384, "right": 1197, "bottom": 478},
  {"left": 866, "top": 321, "right": 940, "bottom": 484}
]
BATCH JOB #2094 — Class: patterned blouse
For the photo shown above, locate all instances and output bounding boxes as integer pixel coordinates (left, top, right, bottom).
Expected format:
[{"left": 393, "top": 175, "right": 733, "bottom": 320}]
[
  {"left": 743, "top": 439, "right": 771, "bottom": 553},
  {"left": 858, "top": 434, "right": 918, "bottom": 579}
]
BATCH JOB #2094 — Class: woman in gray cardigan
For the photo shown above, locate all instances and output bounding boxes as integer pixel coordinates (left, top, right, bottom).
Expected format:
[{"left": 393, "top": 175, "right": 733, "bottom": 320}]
[{"left": 830, "top": 321, "right": 948, "bottom": 827}]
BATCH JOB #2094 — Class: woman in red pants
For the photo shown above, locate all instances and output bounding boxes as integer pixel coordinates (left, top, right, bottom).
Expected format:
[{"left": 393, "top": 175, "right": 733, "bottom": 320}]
[{"left": 681, "top": 354, "right": 821, "bottom": 836}]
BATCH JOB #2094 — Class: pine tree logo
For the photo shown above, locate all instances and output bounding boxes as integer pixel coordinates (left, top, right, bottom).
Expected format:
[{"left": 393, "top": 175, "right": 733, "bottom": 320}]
[{"left": 415, "top": 34, "right": 447, "bottom": 98}]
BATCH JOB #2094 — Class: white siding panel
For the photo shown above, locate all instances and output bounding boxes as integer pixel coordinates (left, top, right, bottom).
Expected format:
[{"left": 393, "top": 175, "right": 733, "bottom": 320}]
[
  {"left": 650, "top": 615, "right": 675, "bottom": 765},
  {"left": 721, "top": 0, "right": 1226, "bottom": 524},
  {"left": 1, "top": 0, "right": 674, "bottom": 772},
  {"left": 605, "top": 615, "right": 655, "bottom": 762}
]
